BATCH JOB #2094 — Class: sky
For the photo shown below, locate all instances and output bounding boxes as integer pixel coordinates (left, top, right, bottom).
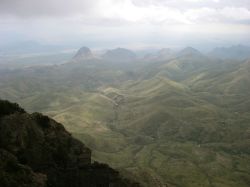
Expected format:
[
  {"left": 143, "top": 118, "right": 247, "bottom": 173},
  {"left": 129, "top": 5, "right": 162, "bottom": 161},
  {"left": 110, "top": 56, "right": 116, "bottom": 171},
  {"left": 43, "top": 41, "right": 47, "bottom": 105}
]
[{"left": 0, "top": 0, "right": 250, "bottom": 50}]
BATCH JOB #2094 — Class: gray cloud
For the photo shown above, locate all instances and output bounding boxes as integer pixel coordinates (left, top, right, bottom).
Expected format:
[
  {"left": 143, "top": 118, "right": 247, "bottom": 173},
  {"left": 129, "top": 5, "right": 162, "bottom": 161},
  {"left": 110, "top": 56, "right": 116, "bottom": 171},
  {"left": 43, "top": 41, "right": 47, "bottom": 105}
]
[
  {"left": 132, "top": 0, "right": 250, "bottom": 9},
  {"left": 0, "top": 0, "right": 94, "bottom": 17},
  {"left": 0, "top": 0, "right": 249, "bottom": 49},
  {"left": 0, "top": 0, "right": 249, "bottom": 23}
]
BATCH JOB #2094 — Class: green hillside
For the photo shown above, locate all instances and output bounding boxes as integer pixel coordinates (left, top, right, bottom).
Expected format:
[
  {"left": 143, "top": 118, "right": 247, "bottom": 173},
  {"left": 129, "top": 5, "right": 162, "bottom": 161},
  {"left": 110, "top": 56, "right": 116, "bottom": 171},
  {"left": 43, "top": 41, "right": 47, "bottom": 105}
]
[{"left": 0, "top": 50, "right": 249, "bottom": 186}]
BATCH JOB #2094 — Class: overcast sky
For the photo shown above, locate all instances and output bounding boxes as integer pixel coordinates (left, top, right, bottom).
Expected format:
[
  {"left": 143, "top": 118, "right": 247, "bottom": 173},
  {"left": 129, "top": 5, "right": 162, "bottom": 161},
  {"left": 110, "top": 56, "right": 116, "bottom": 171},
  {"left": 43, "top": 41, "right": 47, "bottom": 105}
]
[{"left": 0, "top": 0, "right": 250, "bottom": 50}]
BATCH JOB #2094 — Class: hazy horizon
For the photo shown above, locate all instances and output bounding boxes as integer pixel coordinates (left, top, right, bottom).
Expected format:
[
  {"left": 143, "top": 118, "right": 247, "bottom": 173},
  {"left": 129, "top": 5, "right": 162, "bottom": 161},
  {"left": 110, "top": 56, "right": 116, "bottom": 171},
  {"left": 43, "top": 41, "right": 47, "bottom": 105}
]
[{"left": 0, "top": 0, "right": 250, "bottom": 51}]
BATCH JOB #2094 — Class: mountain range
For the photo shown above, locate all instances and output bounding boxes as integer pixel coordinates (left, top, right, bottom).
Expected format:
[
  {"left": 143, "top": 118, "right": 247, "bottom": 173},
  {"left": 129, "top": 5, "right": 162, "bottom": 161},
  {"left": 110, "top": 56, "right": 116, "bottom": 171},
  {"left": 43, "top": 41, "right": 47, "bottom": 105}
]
[
  {"left": 209, "top": 45, "right": 250, "bottom": 60},
  {"left": 70, "top": 45, "right": 250, "bottom": 63},
  {"left": 0, "top": 45, "right": 250, "bottom": 187}
]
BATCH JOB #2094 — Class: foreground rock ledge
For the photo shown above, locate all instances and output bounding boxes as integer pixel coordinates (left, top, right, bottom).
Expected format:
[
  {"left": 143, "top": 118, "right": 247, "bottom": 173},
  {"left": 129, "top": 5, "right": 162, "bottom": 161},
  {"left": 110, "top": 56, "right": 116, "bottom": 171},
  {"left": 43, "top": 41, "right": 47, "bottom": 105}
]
[{"left": 0, "top": 99, "right": 140, "bottom": 187}]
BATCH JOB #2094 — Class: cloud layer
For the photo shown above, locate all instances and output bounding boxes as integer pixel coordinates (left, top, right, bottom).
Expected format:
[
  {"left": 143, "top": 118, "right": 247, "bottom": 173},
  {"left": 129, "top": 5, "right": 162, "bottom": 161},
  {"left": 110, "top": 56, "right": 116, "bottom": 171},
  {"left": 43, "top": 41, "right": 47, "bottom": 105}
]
[{"left": 0, "top": 0, "right": 249, "bottom": 49}]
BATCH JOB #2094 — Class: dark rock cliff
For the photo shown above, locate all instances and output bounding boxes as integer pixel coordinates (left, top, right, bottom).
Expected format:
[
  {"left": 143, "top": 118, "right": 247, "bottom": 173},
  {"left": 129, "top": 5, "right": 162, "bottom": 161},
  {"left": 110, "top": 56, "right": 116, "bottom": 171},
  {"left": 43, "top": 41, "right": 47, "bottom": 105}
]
[{"left": 0, "top": 99, "right": 140, "bottom": 187}]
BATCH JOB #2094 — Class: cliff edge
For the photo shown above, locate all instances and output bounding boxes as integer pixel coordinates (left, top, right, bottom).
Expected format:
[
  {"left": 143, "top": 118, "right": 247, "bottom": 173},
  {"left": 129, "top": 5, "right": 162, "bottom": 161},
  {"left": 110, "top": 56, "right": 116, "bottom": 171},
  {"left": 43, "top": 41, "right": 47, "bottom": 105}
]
[{"left": 0, "top": 99, "right": 139, "bottom": 187}]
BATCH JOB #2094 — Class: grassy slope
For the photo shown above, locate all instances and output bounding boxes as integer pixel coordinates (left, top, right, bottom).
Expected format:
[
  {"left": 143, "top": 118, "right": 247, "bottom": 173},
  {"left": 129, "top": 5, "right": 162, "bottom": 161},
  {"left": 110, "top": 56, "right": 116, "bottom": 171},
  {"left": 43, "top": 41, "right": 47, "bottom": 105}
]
[{"left": 0, "top": 58, "right": 249, "bottom": 186}]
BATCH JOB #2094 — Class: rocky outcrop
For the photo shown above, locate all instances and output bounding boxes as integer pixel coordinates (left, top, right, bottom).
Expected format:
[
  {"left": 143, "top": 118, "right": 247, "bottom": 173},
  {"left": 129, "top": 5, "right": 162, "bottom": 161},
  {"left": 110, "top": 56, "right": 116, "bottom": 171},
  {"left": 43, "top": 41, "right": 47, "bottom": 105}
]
[
  {"left": 0, "top": 99, "right": 140, "bottom": 187},
  {"left": 73, "top": 47, "right": 94, "bottom": 61},
  {"left": 0, "top": 148, "right": 47, "bottom": 187}
]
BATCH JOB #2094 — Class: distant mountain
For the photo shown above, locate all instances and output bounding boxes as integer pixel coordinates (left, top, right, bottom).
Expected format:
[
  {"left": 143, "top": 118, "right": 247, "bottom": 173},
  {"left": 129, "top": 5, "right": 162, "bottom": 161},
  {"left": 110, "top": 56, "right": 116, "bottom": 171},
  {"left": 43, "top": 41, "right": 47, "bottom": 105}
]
[
  {"left": 73, "top": 46, "right": 94, "bottom": 61},
  {"left": 209, "top": 45, "right": 250, "bottom": 60},
  {"left": 143, "top": 48, "right": 174, "bottom": 61},
  {"left": 177, "top": 46, "right": 203, "bottom": 57},
  {"left": 0, "top": 99, "right": 140, "bottom": 187},
  {"left": 153, "top": 46, "right": 211, "bottom": 80},
  {"left": 102, "top": 48, "right": 137, "bottom": 62},
  {"left": 158, "top": 48, "right": 173, "bottom": 58}
]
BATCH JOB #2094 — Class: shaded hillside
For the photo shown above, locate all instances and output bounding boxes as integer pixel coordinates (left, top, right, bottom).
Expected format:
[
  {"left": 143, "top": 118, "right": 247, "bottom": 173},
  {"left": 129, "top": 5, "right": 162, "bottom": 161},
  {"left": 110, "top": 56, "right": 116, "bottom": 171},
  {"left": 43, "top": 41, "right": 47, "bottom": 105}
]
[{"left": 0, "top": 99, "right": 140, "bottom": 187}]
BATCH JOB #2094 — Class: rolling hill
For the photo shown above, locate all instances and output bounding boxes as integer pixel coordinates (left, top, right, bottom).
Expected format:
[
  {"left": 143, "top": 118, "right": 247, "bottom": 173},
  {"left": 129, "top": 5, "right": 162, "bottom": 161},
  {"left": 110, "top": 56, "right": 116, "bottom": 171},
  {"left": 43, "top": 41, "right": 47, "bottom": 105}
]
[{"left": 0, "top": 46, "right": 249, "bottom": 187}]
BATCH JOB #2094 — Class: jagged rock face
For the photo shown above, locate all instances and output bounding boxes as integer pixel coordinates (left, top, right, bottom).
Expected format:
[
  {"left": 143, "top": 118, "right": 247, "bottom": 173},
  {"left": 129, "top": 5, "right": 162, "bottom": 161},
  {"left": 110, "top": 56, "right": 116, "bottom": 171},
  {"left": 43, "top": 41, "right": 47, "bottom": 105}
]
[
  {"left": 0, "top": 100, "right": 25, "bottom": 118},
  {"left": 0, "top": 100, "right": 140, "bottom": 187},
  {"left": 0, "top": 149, "right": 47, "bottom": 187},
  {"left": 73, "top": 47, "right": 93, "bottom": 60}
]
